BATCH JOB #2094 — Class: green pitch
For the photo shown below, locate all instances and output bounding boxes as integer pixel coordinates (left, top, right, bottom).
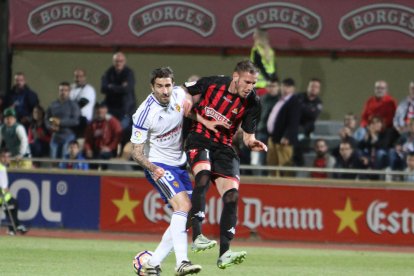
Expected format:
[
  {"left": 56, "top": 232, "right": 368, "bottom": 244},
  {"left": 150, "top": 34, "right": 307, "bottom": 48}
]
[{"left": 1, "top": 236, "right": 414, "bottom": 275}]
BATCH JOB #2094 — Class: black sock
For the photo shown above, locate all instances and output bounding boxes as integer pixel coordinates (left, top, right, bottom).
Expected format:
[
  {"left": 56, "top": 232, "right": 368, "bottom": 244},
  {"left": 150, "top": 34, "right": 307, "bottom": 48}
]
[
  {"left": 191, "top": 170, "right": 211, "bottom": 241},
  {"left": 219, "top": 188, "right": 239, "bottom": 256}
]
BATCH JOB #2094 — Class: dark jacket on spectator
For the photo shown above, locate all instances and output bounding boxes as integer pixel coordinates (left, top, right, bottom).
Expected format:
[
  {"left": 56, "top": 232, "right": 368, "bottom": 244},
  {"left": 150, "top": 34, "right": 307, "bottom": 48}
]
[
  {"left": 297, "top": 92, "right": 322, "bottom": 137},
  {"left": 268, "top": 94, "right": 301, "bottom": 145}
]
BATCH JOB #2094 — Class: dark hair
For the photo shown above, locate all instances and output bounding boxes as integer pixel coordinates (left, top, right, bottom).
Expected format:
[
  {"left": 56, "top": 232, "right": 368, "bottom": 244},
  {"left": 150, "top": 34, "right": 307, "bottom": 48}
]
[
  {"left": 234, "top": 60, "right": 259, "bottom": 75},
  {"left": 95, "top": 101, "right": 107, "bottom": 109},
  {"left": 59, "top": 81, "right": 71, "bottom": 87},
  {"left": 340, "top": 137, "right": 354, "bottom": 149},
  {"left": 150, "top": 67, "right": 174, "bottom": 85},
  {"left": 407, "top": 152, "right": 414, "bottom": 158},
  {"left": 282, "top": 78, "right": 295, "bottom": 87},
  {"left": 314, "top": 138, "right": 327, "bottom": 147},
  {"left": 69, "top": 140, "right": 79, "bottom": 146}
]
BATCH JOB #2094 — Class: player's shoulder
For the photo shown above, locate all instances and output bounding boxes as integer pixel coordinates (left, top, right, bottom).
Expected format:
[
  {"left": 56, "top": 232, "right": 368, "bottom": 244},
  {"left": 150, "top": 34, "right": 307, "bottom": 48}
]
[
  {"left": 172, "top": 85, "right": 185, "bottom": 97},
  {"left": 205, "top": 75, "right": 231, "bottom": 84},
  {"left": 134, "top": 94, "right": 159, "bottom": 116},
  {"left": 247, "top": 89, "right": 261, "bottom": 105}
]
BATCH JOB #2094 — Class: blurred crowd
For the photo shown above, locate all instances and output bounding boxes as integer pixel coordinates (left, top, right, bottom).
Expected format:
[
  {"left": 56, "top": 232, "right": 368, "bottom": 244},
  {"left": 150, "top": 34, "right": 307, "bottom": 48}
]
[
  {"left": 0, "top": 52, "right": 134, "bottom": 170},
  {"left": 2, "top": 29, "right": 414, "bottom": 183},
  {"left": 235, "top": 28, "right": 414, "bottom": 182}
]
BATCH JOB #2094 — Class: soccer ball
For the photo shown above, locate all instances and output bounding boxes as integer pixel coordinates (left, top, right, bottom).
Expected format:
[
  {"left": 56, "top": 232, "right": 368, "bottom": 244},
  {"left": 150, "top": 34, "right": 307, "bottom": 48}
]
[{"left": 133, "top": 250, "right": 153, "bottom": 275}]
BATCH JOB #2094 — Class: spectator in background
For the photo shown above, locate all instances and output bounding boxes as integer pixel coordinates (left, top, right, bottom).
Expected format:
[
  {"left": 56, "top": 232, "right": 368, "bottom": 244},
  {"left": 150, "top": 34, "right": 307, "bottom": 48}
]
[
  {"left": 28, "top": 105, "right": 51, "bottom": 159},
  {"left": 101, "top": 52, "right": 136, "bottom": 148},
  {"left": 84, "top": 103, "right": 122, "bottom": 170},
  {"left": 310, "top": 139, "right": 335, "bottom": 179},
  {"left": 266, "top": 78, "right": 301, "bottom": 176},
  {"left": 250, "top": 28, "right": 277, "bottom": 97},
  {"left": 332, "top": 113, "right": 360, "bottom": 159},
  {"left": 393, "top": 81, "right": 414, "bottom": 135},
  {"left": 297, "top": 78, "right": 323, "bottom": 138},
  {"left": 4, "top": 72, "right": 39, "bottom": 129},
  {"left": 389, "top": 119, "right": 414, "bottom": 172},
  {"left": 70, "top": 69, "right": 96, "bottom": 137},
  {"left": 358, "top": 116, "right": 389, "bottom": 178},
  {"left": 0, "top": 108, "right": 32, "bottom": 169},
  {"left": 334, "top": 139, "right": 366, "bottom": 180},
  {"left": 403, "top": 152, "right": 414, "bottom": 182},
  {"left": 0, "top": 149, "right": 28, "bottom": 235},
  {"left": 45, "top": 82, "right": 80, "bottom": 159},
  {"left": 250, "top": 78, "right": 279, "bottom": 175},
  {"left": 295, "top": 78, "right": 323, "bottom": 166},
  {"left": 59, "top": 140, "right": 88, "bottom": 170},
  {"left": 360, "top": 80, "right": 397, "bottom": 140}
]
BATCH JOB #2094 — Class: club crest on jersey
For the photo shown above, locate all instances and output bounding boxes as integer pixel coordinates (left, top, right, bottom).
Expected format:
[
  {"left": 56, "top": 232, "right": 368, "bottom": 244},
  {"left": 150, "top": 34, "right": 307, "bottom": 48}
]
[
  {"left": 232, "top": 108, "right": 238, "bottom": 114},
  {"left": 205, "top": 107, "right": 232, "bottom": 125},
  {"left": 173, "top": 181, "right": 180, "bottom": 187},
  {"left": 175, "top": 104, "right": 181, "bottom": 112}
]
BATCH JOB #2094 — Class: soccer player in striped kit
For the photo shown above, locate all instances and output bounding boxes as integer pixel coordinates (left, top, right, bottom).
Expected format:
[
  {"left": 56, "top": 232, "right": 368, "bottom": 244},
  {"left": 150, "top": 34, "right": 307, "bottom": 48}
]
[
  {"left": 183, "top": 60, "right": 267, "bottom": 269},
  {"left": 131, "top": 67, "right": 201, "bottom": 276}
]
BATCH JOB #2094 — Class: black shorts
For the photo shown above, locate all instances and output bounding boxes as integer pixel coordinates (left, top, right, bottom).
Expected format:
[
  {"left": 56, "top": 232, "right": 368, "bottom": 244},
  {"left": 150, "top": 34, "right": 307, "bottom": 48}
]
[{"left": 186, "top": 133, "right": 240, "bottom": 182}]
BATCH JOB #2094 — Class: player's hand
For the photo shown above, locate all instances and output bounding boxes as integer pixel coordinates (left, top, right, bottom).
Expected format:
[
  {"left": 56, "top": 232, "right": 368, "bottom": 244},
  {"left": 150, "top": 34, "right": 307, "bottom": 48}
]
[
  {"left": 248, "top": 140, "right": 268, "bottom": 152},
  {"left": 151, "top": 166, "right": 165, "bottom": 181},
  {"left": 204, "top": 120, "right": 231, "bottom": 133},
  {"left": 182, "top": 98, "right": 193, "bottom": 117}
]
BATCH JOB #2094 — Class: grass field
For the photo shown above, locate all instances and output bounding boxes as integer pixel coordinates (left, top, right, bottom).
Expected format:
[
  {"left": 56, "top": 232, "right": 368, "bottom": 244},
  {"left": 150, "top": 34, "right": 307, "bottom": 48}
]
[{"left": 1, "top": 236, "right": 414, "bottom": 276}]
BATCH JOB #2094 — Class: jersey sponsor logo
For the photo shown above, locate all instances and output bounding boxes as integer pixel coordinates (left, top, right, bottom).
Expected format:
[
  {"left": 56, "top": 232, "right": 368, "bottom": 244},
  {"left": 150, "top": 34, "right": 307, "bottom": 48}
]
[
  {"left": 339, "top": 4, "right": 414, "bottom": 40},
  {"left": 155, "top": 124, "right": 182, "bottom": 142},
  {"left": 232, "top": 3, "right": 322, "bottom": 39},
  {"left": 27, "top": 0, "right": 112, "bottom": 35},
  {"left": 205, "top": 107, "right": 231, "bottom": 125},
  {"left": 129, "top": 1, "right": 216, "bottom": 37}
]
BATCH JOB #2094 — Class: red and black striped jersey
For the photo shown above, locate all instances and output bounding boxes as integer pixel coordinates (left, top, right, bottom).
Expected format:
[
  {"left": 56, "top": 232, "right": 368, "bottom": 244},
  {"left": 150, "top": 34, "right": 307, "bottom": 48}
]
[{"left": 184, "top": 76, "right": 261, "bottom": 146}]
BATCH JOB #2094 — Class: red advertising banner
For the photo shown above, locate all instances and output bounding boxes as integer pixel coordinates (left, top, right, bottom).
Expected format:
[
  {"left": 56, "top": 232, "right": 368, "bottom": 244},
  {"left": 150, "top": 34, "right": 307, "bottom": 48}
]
[
  {"left": 101, "top": 176, "right": 414, "bottom": 246},
  {"left": 9, "top": 0, "right": 414, "bottom": 51}
]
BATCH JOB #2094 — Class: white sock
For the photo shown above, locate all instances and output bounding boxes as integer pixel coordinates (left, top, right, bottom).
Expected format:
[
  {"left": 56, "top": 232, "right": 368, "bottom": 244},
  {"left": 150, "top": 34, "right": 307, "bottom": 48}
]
[
  {"left": 148, "top": 226, "right": 173, "bottom": 266},
  {"left": 170, "top": 211, "right": 189, "bottom": 266}
]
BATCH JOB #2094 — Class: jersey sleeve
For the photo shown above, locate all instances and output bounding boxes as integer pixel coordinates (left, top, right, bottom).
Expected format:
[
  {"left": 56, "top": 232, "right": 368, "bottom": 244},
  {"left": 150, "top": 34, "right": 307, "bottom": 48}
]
[
  {"left": 241, "top": 94, "right": 261, "bottom": 134},
  {"left": 130, "top": 105, "right": 152, "bottom": 144},
  {"left": 183, "top": 77, "right": 214, "bottom": 96}
]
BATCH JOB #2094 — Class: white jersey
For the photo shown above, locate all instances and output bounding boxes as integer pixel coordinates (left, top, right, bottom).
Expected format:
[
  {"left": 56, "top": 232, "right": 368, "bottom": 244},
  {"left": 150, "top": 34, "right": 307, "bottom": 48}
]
[
  {"left": 70, "top": 83, "right": 96, "bottom": 122},
  {"left": 131, "top": 86, "right": 186, "bottom": 166}
]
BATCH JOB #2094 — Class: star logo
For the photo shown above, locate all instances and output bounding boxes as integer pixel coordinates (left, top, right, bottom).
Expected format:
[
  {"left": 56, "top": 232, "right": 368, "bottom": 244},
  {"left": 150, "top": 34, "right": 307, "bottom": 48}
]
[
  {"left": 112, "top": 188, "right": 140, "bottom": 223},
  {"left": 333, "top": 197, "right": 363, "bottom": 234}
]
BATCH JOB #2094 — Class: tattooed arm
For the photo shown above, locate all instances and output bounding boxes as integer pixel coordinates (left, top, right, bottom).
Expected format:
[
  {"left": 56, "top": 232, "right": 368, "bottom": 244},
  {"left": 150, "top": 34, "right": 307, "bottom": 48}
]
[{"left": 131, "top": 143, "right": 165, "bottom": 181}]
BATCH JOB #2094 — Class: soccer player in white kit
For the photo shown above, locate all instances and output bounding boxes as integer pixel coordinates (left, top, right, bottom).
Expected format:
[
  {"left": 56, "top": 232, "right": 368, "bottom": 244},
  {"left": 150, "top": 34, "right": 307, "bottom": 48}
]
[{"left": 130, "top": 67, "right": 202, "bottom": 276}]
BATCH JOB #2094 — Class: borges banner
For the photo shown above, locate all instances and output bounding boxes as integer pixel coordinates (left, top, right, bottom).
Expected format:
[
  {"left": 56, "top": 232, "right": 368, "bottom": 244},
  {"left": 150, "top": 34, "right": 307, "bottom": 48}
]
[{"left": 9, "top": 0, "right": 414, "bottom": 51}]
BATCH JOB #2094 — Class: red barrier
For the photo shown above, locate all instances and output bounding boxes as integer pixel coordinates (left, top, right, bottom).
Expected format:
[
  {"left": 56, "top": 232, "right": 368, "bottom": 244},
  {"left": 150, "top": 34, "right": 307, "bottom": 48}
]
[{"left": 100, "top": 176, "right": 414, "bottom": 246}]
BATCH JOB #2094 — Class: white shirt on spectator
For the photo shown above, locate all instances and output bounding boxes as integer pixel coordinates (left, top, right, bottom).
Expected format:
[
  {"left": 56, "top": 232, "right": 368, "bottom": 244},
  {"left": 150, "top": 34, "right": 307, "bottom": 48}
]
[{"left": 70, "top": 83, "right": 96, "bottom": 122}]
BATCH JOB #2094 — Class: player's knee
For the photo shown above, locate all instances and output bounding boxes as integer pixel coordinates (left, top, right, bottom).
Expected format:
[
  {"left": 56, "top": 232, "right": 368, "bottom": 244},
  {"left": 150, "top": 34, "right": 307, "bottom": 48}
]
[
  {"left": 222, "top": 188, "right": 239, "bottom": 204},
  {"left": 194, "top": 170, "right": 211, "bottom": 188}
]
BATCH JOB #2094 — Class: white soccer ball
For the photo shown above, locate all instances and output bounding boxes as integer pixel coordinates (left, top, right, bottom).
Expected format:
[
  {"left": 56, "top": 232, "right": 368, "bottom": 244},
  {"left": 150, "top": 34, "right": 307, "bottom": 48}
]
[{"left": 132, "top": 250, "right": 153, "bottom": 275}]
